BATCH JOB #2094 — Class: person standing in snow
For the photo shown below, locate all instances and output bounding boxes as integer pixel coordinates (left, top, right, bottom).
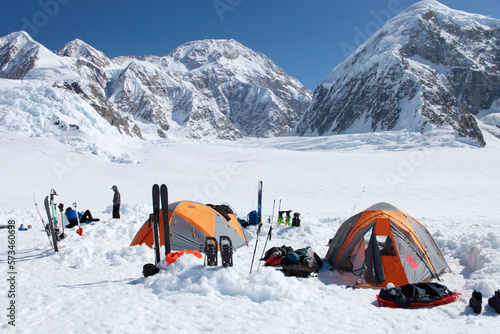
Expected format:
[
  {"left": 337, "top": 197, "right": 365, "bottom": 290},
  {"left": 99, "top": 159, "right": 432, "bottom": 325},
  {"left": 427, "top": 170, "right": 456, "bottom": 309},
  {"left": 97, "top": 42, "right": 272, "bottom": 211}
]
[{"left": 112, "top": 185, "right": 121, "bottom": 219}]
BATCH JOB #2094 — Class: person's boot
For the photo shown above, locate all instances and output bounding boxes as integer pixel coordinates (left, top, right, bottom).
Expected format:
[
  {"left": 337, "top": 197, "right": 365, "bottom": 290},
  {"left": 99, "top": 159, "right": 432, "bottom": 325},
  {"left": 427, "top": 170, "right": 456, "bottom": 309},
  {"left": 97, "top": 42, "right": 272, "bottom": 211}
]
[
  {"left": 488, "top": 290, "right": 500, "bottom": 314},
  {"left": 469, "top": 290, "right": 482, "bottom": 314}
]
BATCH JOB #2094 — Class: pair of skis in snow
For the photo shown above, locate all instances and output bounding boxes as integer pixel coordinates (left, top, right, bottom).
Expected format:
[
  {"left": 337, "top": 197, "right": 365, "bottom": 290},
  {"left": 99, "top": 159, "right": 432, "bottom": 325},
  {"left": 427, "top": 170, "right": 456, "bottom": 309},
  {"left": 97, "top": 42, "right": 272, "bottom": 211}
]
[
  {"left": 34, "top": 189, "right": 65, "bottom": 252},
  {"left": 151, "top": 184, "right": 171, "bottom": 265},
  {"left": 203, "top": 236, "right": 234, "bottom": 267}
]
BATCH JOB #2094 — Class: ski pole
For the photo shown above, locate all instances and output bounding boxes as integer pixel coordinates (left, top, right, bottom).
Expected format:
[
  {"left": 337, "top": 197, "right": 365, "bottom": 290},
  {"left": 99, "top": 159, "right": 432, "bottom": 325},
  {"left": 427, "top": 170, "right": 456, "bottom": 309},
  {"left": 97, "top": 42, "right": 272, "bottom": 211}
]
[
  {"left": 73, "top": 202, "right": 83, "bottom": 236},
  {"left": 257, "top": 224, "right": 273, "bottom": 272},
  {"left": 257, "top": 199, "right": 275, "bottom": 271},
  {"left": 249, "top": 222, "right": 262, "bottom": 274}
]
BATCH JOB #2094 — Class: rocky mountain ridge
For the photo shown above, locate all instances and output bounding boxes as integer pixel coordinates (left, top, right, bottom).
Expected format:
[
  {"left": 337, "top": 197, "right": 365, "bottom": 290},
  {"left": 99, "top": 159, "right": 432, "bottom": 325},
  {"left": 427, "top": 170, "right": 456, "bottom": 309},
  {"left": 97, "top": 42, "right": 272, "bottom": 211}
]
[{"left": 0, "top": 31, "right": 312, "bottom": 141}]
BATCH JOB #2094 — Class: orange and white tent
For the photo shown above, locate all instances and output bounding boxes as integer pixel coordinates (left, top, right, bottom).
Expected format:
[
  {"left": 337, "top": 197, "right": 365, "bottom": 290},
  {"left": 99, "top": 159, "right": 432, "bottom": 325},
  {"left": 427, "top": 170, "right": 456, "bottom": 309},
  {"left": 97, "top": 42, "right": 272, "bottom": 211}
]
[
  {"left": 325, "top": 202, "right": 449, "bottom": 287},
  {"left": 130, "top": 201, "right": 249, "bottom": 251}
]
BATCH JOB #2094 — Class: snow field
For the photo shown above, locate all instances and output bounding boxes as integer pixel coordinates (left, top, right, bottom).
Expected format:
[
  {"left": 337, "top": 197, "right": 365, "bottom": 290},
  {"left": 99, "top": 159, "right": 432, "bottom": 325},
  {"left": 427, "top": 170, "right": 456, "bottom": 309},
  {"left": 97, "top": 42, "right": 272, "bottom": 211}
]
[{"left": 0, "top": 132, "right": 499, "bottom": 333}]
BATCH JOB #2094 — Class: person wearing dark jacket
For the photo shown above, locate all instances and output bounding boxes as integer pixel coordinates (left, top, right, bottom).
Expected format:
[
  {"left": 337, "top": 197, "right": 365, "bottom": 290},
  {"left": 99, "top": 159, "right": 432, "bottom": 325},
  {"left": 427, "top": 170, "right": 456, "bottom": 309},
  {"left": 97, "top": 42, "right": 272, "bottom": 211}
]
[{"left": 112, "top": 185, "right": 121, "bottom": 218}]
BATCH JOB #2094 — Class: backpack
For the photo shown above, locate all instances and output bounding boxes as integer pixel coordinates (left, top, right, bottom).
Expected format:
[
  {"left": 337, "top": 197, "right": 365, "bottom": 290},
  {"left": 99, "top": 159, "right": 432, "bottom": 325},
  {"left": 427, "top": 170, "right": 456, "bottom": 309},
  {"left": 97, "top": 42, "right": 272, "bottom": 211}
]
[
  {"left": 262, "top": 245, "right": 294, "bottom": 265},
  {"left": 281, "top": 246, "right": 323, "bottom": 278},
  {"left": 247, "top": 210, "right": 258, "bottom": 225}
]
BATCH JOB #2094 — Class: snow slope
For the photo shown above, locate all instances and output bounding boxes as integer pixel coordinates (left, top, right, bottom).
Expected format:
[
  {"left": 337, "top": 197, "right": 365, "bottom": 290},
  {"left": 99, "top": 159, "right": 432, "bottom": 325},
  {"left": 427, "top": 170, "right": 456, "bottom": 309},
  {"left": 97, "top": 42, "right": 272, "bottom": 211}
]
[{"left": 0, "top": 131, "right": 499, "bottom": 333}]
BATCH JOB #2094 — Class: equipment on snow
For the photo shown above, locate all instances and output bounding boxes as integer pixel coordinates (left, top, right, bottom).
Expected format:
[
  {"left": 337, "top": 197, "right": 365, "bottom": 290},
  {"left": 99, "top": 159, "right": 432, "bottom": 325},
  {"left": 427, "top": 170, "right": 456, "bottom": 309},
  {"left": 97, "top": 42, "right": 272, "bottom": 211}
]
[
  {"left": 277, "top": 210, "right": 284, "bottom": 226},
  {"left": 143, "top": 263, "right": 159, "bottom": 277},
  {"left": 219, "top": 236, "right": 233, "bottom": 267},
  {"left": 44, "top": 196, "right": 58, "bottom": 252},
  {"left": 291, "top": 212, "right": 301, "bottom": 227},
  {"left": 488, "top": 290, "right": 500, "bottom": 314},
  {"left": 257, "top": 199, "right": 275, "bottom": 271},
  {"left": 57, "top": 202, "right": 66, "bottom": 240},
  {"left": 33, "top": 194, "right": 54, "bottom": 249},
  {"left": 280, "top": 246, "right": 323, "bottom": 278},
  {"left": 18, "top": 224, "right": 28, "bottom": 231},
  {"left": 131, "top": 200, "right": 249, "bottom": 251},
  {"left": 152, "top": 184, "right": 161, "bottom": 265},
  {"left": 204, "top": 237, "right": 218, "bottom": 266},
  {"left": 469, "top": 290, "right": 483, "bottom": 314},
  {"left": 247, "top": 210, "right": 258, "bottom": 225},
  {"left": 377, "top": 283, "right": 461, "bottom": 308},
  {"left": 284, "top": 210, "right": 292, "bottom": 226},
  {"left": 73, "top": 202, "right": 83, "bottom": 236},
  {"left": 160, "top": 184, "right": 171, "bottom": 257},
  {"left": 278, "top": 210, "right": 292, "bottom": 226},
  {"left": 165, "top": 250, "right": 203, "bottom": 265},
  {"left": 325, "top": 202, "right": 450, "bottom": 288},
  {"left": 249, "top": 180, "right": 263, "bottom": 274},
  {"left": 262, "top": 245, "right": 294, "bottom": 266}
]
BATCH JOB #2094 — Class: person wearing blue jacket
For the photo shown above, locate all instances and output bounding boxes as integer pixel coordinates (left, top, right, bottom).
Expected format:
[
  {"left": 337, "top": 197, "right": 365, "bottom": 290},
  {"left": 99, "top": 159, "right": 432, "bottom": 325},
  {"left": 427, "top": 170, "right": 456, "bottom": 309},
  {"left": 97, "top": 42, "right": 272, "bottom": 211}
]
[{"left": 65, "top": 207, "right": 99, "bottom": 228}]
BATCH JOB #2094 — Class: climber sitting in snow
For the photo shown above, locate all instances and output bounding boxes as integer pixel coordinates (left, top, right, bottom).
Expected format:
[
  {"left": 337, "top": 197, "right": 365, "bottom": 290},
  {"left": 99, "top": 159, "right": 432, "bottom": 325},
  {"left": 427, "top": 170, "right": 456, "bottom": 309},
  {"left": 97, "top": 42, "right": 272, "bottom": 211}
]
[{"left": 65, "top": 207, "right": 99, "bottom": 228}]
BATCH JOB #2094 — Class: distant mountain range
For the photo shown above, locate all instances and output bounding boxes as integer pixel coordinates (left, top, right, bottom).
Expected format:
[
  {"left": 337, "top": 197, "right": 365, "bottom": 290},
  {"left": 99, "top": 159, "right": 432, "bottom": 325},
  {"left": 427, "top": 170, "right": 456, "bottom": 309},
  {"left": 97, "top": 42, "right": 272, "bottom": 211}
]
[
  {"left": 0, "top": 32, "right": 312, "bottom": 141},
  {"left": 293, "top": 0, "right": 500, "bottom": 146},
  {"left": 1, "top": 0, "right": 499, "bottom": 147}
]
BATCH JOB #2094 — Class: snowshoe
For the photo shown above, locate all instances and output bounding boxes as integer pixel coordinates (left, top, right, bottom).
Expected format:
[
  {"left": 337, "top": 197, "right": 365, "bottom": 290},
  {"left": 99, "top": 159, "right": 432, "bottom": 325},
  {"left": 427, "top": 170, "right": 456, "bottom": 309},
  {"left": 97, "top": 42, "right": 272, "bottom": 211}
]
[
  {"left": 204, "top": 237, "right": 218, "bottom": 266},
  {"left": 219, "top": 236, "right": 233, "bottom": 267},
  {"left": 469, "top": 290, "right": 482, "bottom": 314},
  {"left": 488, "top": 290, "right": 500, "bottom": 314}
]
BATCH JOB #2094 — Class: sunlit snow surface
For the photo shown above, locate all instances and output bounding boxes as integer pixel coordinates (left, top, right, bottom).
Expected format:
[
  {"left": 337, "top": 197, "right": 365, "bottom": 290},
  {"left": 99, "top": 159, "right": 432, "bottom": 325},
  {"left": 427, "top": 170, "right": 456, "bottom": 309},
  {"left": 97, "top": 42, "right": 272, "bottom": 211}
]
[{"left": 0, "top": 129, "right": 499, "bottom": 333}]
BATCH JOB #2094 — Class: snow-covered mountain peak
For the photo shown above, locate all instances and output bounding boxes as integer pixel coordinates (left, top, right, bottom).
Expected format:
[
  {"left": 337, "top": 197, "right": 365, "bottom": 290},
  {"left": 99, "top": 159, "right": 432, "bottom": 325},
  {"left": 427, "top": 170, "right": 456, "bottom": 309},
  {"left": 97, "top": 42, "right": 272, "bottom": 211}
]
[
  {"left": 1, "top": 30, "right": 36, "bottom": 46},
  {"left": 56, "top": 38, "right": 111, "bottom": 68},
  {"left": 165, "top": 38, "right": 275, "bottom": 76},
  {"left": 295, "top": 1, "right": 500, "bottom": 146},
  {"left": 0, "top": 30, "right": 77, "bottom": 81}
]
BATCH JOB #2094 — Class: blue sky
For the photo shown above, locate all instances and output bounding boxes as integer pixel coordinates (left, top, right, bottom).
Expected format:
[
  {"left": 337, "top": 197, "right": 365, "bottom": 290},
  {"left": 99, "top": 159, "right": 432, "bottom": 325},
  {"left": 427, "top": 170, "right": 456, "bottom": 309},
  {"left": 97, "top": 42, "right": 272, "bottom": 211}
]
[{"left": 1, "top": 0, "right": 500, "bottom": 90}]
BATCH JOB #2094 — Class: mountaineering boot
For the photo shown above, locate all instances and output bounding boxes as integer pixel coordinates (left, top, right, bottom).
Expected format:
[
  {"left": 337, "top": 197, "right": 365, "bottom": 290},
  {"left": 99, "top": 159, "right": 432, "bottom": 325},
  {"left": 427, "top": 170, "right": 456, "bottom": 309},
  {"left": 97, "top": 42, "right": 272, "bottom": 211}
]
[
  {"left": 277, "top": 211, "right": 284, "bottom": 226},
  {"left": 285, "top": 210, "right": 292, "bottom": 226},
  {"left": 469, "top": 290, "right": 482, "bottom": 314},
  {"left": 291, "top": 212, "right": 301, "bottom": 227},
  {"left": 488, "top": 290, "right": 500, "bottom": 314}
]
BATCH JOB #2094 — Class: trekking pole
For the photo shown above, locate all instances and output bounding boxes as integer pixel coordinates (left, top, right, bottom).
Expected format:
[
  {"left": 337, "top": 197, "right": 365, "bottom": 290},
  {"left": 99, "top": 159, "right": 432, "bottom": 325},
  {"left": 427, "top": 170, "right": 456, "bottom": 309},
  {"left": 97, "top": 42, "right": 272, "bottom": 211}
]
[
  {"left": 249, "top": 222, "right": 262, "bottom": 274},
  {"left": 257, "top": 224, "right": 273, "bottom": 272},
  {"left": 257, "top": 200, "right": 275, "bottom": 271},
  {"left": 350, "top": 187, "right": 365, "bottom": 216}
]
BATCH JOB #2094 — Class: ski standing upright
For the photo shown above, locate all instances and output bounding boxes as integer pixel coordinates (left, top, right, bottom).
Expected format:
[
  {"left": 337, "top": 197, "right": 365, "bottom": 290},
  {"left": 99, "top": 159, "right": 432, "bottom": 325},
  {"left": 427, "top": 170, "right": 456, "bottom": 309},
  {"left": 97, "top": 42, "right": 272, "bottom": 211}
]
[
  {"left": 250, "top": 180, "right": 263, "bottom": 274},
  {"left": 44, "top": 195, "right": 58, "bottom": 252},
  {"left": 34, "top": 194, "right": 53, "bottom": 250},
  {"left": 152, "top": 184, "right": 161, "bottom": 265},
  {"left": 160, "top": 184, "right": 171, "bottom": 257}
]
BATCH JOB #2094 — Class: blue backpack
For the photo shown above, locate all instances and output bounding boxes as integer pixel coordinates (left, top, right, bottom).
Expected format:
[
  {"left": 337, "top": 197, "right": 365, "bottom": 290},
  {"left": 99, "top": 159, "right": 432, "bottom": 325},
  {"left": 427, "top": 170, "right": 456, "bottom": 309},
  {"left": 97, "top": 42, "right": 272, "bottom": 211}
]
[{"left": 247, "top": 210, "right": 258, "bottom": 225}]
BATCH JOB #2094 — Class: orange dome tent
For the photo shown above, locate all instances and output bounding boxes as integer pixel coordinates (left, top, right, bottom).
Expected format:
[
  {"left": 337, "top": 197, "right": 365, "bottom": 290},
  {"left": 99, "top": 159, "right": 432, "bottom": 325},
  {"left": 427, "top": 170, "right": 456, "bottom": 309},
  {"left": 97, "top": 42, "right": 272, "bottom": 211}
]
[
  {"left": 325, "top": 202, "right": 449, "bottom": 288},
  {"left": 130, "top": 201, "right": 249, "bottom": 251}
]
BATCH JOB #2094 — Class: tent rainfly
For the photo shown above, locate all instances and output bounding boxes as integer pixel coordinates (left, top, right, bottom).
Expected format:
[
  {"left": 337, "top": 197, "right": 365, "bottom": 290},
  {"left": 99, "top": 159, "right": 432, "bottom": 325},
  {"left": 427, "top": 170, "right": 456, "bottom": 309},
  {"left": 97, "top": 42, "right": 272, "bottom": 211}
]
[
  {"left": 324, "top": 202, "right": 449, "bottom": 288},
  {"left": 130, "top": 201, "right": 249, "bottom": 251}
]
